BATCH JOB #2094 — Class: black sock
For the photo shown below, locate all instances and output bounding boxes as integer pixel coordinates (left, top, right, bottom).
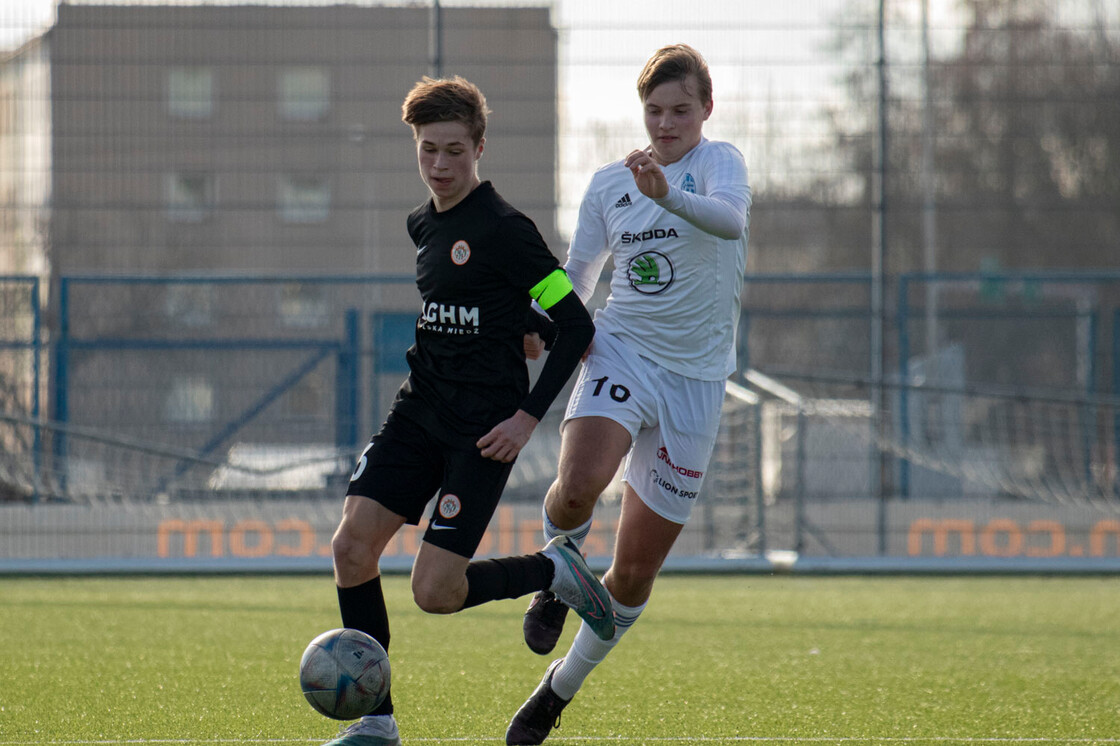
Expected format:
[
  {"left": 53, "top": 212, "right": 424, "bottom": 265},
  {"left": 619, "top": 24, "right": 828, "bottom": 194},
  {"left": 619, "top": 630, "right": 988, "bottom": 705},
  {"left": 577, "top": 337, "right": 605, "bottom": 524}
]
[
  {"left": 460, "top": 553, "right": 554, "bottom": 610},
  {"left": 337, "top": 576, "right": 394, "bottom": 716}
]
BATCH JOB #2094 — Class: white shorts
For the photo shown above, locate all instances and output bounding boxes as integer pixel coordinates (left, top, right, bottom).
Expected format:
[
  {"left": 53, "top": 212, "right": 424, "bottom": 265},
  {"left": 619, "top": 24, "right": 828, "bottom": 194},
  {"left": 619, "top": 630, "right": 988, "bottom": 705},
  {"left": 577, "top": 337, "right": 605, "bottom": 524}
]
[{"left": 563, "top": 332, "right": 725, "bottom": 524}]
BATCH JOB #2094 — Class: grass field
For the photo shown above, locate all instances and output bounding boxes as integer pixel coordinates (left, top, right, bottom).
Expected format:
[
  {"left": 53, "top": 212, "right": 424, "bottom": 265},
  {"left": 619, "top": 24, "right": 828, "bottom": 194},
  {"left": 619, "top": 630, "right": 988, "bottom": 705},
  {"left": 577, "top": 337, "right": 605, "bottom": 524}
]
[{"left": 2, "top": 574, "right": 1119, "bottom": 745}]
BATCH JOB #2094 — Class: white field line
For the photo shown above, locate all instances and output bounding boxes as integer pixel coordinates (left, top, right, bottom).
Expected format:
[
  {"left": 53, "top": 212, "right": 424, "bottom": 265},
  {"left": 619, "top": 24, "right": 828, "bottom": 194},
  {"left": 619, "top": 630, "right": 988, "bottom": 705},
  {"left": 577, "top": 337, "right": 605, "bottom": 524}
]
[{"left": 3, "top": 738, "right": 1120, "bottom": 745}]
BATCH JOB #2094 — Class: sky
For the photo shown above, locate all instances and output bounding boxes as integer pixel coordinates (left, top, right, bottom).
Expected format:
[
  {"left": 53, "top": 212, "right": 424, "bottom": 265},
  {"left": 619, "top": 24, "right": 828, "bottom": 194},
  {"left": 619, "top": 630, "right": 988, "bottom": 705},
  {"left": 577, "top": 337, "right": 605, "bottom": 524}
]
[{"left": 0, "top": 0, "right": 53, "bottom": 49}]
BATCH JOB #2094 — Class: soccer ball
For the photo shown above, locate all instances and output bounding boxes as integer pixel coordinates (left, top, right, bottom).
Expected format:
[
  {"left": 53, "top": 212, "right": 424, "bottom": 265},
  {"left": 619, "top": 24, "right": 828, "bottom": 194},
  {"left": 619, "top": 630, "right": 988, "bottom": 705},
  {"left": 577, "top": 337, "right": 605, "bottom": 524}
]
[{"left": 299, "top": 628, "right": 391, "bottom": 720}]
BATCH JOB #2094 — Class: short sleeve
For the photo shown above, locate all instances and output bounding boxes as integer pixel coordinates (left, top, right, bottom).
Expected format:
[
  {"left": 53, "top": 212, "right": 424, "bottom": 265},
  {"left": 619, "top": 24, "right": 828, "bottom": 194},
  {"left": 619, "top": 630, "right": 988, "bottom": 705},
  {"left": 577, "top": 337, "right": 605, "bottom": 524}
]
[{"left": 492, "top": 213, "right": 562, "bottom": 293}]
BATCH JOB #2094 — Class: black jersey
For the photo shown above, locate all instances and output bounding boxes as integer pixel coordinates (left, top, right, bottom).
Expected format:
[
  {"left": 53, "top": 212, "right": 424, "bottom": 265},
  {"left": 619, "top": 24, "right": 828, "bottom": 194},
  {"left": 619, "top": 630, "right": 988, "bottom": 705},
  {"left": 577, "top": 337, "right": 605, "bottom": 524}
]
[{"left": 396, "top": 182, "right": 562, "bottom": 439}]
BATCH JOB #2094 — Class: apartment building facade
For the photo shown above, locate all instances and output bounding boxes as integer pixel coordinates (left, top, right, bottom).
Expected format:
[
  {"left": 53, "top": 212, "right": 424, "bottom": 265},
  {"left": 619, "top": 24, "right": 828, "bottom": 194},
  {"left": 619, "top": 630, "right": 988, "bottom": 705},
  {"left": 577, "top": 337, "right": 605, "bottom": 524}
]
[
  {"left": 0, "top": 5, "right": 560, "bottom": 499},
  {"left": 43, "top": 4, "right": 559, "bottom": 276}
]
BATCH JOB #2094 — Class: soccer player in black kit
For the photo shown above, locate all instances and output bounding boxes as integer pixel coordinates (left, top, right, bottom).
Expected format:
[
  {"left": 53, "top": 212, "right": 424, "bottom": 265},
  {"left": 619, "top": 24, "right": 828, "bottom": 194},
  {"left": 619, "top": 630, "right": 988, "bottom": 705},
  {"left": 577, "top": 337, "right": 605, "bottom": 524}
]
[{"left": 321, "top": 76, "right": 612, "bottom": 746}]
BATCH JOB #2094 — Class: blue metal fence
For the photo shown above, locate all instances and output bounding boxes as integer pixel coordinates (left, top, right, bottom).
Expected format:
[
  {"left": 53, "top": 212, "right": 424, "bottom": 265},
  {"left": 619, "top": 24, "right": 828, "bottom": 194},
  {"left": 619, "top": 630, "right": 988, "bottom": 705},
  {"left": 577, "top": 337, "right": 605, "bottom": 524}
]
[
  {"left": 13, "top": 274, "right": 417, "bottom": 502},
  {"left": 3, "top": 271, "right": 1120, "bottom": 504},
  {"left": 0, "top": 276, "right": 43, "bottom": 500},
  {"left": 3, "top": 271, "right": 1120, "bottom": 571},
  {"left": 894, "top": 271, "right": 1120, "bottom": 501}
]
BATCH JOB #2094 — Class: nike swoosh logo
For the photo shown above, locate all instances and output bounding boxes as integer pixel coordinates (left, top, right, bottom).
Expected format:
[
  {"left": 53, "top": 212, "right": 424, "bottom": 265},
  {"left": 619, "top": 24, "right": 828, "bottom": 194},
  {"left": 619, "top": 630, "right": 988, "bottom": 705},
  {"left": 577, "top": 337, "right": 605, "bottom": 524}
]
[
  {"left": 562, "top": 554, "right": 608, "bottom": 620},
  {"left": 417, "top": 244, "right": 429, "bottom": 255},
  {"left": 429, "top": 523, "right": 456, "bottom": 531}
]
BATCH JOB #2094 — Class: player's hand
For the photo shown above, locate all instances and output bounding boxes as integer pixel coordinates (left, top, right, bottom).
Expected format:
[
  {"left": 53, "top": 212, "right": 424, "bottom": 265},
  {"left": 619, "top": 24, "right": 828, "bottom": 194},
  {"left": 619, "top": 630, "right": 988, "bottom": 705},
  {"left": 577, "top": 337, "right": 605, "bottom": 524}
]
[
  {"left": 625, "top": 148, "right": 669, "bottom": 200},
  {"left": 524, "top": 332, "right": 546, "bottom": 360},
  {"left": 477, "top": 409, "right": 539, "bottom": 463}
]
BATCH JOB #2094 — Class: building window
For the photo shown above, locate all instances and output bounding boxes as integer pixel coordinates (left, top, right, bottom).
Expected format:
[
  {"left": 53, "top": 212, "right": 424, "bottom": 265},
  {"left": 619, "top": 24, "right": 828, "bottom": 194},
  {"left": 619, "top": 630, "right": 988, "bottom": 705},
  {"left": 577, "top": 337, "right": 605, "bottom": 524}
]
[
  {"left": 164, "top": 283, "right": 214, "bottom": 327},
  {"left": 278, "top": 282, "right": 329, "bottom": 329},
  {"left": 284, "top": 371, "right": 324, "bottom": 416},
  {"left": 165, "top": 376, "right": 214, "bottom": 423},
  {"left": 166, "top": 172, "right": 215, "bottom": 222},
  {"left": 167, "top": 67, "right": 214, "bottom": 119},
  {"left": 279, "top": 67, "right": 330, "bottom": 121},
  {"left": 278, "top": 174, "right": 330, "bottom": 223}
]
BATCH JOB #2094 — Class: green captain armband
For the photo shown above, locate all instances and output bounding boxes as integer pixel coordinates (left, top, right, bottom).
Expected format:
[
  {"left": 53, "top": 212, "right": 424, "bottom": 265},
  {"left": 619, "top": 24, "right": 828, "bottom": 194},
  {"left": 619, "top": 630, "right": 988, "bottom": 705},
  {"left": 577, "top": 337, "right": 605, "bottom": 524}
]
[{"left": 529, "top": 268, "right": 574, "bottom": 311}]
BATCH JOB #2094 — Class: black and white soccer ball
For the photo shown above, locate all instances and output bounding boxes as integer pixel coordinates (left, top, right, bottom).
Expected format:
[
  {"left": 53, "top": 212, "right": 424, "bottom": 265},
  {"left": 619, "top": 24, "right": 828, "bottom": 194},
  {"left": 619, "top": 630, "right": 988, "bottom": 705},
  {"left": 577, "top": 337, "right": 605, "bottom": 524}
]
[{"left": 299, "top": 628, "right": 391, "bottom": 720}]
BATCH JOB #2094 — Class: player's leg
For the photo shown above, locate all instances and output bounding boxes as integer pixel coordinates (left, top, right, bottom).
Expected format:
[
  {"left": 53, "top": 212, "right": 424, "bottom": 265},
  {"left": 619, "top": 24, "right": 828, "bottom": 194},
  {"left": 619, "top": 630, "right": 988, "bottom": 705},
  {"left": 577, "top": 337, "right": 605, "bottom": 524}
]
[
  {"left": 404, "top": 435, "right": 614, "bottom": 640},
  {"left": 559, "top": 369, "right": 723, "bottom": 657},
  {"left": 522, "top": 416, "right": 632, "bottom": 653},
  {"left": 326, "top": 498, "right": 408, "bottom": 746},
  {"left": 506, "top": 487, "right": 680, "bottom": 746},
  {"left": 547, "top": 472, "right": 686, "bottom": 688},
  {"left": 545, "top": 416, "right": 633, "bottom": 530},
  {"left": 524, "top": 332, "right": 650, "bottom": 655},
  {"left": 543, "top": 331, "right": 646, "bottom": 533},
  {"left": 410, "top": 540, "right": 471, "bottom": 612},
  {"left": 410, "top": 532, "right": 613, "bottom": 640},
  {"left": 603, "top": 482, "right": 685, "bottom": 602},
  {"left": 333, "top": 496, "right": 408, "bottom": 587},
  {"left": 407, "top": 445, "right": 515, "bottom": 614},
  {"left": 551, "top": 487, "right": 682, "bottom": 688},
  {"left": 508, "top": 373, "right": 724, "bottom": 745},
  {"left": 326, "top": 414, "right": 442, "bottom": 746}
]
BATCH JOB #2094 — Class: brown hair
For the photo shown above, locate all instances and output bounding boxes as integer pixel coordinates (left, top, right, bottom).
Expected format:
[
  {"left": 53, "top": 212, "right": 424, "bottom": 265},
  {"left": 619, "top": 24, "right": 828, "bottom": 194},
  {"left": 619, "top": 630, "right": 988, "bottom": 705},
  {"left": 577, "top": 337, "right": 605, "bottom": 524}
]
[
  {"left": 401, "top": 75, "right": 490, "bottom": 145},
  {"left": 636, "top": 44, "right": 712, "bottom": 105}
]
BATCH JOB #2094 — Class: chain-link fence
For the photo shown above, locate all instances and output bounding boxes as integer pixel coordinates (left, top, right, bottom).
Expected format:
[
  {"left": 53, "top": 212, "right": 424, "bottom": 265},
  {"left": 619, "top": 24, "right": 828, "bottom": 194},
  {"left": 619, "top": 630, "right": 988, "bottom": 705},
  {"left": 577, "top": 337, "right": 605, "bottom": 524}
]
[{"left": 1, "top": 1, "right": 1118, "bottom": 571}]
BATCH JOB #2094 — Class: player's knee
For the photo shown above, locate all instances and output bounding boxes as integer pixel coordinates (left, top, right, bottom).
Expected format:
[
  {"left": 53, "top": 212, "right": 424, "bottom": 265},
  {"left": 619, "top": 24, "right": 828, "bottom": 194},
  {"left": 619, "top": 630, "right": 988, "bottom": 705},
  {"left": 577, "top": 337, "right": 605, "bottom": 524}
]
[
  {"left": 331, "top": 529, "right": 372, "bottom": 575},
  {"left": 555, "top": 466, "right": 612, "bottom": 507},
  {"left": 412, "top": 590, "right": 455, "bottom": 614},
  {"left": 410, "top": 577, "right": 459, "bottom": 615},
  {"left": 608, "top": 560, "right": 659, "bottom": 600}
]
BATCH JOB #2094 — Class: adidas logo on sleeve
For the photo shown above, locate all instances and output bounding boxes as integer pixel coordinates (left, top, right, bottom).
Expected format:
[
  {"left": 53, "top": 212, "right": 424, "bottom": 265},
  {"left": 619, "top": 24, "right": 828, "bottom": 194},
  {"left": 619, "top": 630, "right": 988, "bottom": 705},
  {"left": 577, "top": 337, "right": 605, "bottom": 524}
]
[{"left": 613, "top": 193, "right": 632, "bottom": 209}]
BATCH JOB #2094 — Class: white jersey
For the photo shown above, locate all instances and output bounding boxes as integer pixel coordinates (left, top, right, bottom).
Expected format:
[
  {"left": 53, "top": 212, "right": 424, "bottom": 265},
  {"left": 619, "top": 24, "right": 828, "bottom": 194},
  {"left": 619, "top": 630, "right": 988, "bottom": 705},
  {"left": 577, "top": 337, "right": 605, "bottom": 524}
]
[{"left": 566, "top": 137, "right": 750, "bottom": 381}]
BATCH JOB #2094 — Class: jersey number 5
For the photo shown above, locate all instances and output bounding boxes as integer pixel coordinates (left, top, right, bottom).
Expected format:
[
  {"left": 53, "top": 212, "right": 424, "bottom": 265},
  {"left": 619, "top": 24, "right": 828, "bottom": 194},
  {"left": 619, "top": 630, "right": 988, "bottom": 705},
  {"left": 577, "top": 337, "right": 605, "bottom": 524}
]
[{"left": 351, "top": 442, "right": 373, "bottom": 481}]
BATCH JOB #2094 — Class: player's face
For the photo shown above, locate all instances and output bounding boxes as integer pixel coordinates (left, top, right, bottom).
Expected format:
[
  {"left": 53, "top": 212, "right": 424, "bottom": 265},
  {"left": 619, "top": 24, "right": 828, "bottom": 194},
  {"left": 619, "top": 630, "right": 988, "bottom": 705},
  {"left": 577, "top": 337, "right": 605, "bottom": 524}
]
[
  {"left": 643, "top": 75, "right": 713, "bottom": 165},
  {"left": 415, "top": 120, "right": 483, "bottom": 212}
]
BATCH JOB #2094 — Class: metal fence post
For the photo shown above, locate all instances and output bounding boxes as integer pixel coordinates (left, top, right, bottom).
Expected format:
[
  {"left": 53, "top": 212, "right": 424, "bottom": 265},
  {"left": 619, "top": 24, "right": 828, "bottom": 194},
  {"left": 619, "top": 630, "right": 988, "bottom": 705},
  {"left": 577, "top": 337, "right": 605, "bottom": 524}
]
[
  {"left": 794, "top": 405, "right": 806, "bottom": 553},
  {"left": 753, "top": 403, "right": 765, "bottom": 556},
  {"left": 897, "top": 274, "right": 911, "bottom": 501},
  {"left": 1084, "top": 309, "right": 1097, "bottom": 489},
  {"left": 30, "top": 278, "right": 42, "bottom": 503},
  {"left": 52, "top": 277, "right": 71, "bottom": 492},
  {"left": 1114, "top": 308, "right": 1120, "bottom": 498},
  {"left": 335, "top": 309, "right": 360, "bottom": 451}
]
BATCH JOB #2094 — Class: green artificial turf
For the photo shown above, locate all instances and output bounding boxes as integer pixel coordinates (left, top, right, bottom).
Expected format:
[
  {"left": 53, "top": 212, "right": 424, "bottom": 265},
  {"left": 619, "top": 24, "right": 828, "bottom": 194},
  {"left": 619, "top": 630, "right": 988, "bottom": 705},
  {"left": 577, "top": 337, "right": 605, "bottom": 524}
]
[{"left": 1, "top": 575, "right": 1118, "bottom": 744}]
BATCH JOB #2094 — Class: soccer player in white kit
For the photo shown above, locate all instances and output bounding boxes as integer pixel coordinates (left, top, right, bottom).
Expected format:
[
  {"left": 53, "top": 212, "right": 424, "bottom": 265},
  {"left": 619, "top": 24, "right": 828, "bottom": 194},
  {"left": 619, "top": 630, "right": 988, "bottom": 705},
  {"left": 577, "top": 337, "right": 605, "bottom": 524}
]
[{"left": 506, "top": 44, "right": 752, "bottom": 745}]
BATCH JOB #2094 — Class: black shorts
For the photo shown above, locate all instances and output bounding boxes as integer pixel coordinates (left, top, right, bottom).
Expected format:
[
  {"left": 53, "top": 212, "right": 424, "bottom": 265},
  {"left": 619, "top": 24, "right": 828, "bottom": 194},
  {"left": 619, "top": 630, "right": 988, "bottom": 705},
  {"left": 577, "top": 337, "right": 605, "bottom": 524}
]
[{"left": 346, "top": 410, "right": 515, "bottom": 559}]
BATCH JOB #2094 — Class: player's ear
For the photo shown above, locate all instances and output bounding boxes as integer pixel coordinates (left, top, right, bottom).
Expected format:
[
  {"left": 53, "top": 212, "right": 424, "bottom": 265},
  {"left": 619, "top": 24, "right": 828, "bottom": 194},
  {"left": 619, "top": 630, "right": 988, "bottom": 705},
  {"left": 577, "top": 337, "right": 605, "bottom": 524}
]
[
  {"left": 475, "top": 137, "right": 485, "bottom": 160},
  {"left": 703, "top": 99, "right": 713, "bottom": 121}
]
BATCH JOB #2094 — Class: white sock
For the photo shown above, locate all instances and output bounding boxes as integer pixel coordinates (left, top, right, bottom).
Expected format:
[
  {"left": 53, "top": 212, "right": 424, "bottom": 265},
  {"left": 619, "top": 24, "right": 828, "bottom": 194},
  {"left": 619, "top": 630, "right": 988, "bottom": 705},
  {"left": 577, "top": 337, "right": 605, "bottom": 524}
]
[
  {"left": 550, "top": 593, "right": 645, "bottom": 701},
  {"left": 354, "top": 714, "right": 398, "bottom": 739},
  {"left": 543, "top": 506, "right": 592, "bottom": 548}
]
